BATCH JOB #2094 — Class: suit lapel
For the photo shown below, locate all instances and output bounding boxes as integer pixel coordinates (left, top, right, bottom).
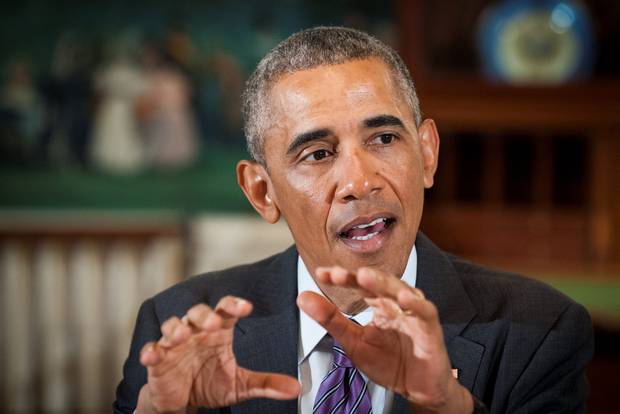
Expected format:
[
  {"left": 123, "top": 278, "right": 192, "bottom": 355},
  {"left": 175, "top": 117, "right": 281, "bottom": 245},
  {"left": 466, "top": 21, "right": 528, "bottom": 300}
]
[
  {"left": 415, "top": 234, "right": 484, "bottom": 391},
  {"left": 231, "top": 246, "right": 300, "bottom": 414},
  {"left": 390, "top": 235, "right": 484, "bottom": 413}
]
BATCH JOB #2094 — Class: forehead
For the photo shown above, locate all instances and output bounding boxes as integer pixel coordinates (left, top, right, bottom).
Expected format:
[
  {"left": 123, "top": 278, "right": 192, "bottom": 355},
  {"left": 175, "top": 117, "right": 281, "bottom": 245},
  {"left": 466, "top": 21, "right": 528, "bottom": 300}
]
[{"left": 266, "top": 58, "right": 412, "bottom": 135}]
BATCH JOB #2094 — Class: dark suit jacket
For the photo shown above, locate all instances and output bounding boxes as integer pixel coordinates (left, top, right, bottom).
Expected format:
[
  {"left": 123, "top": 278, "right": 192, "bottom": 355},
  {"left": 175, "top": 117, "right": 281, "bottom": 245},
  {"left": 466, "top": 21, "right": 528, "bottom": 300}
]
[{"left": 114, "top": 233, "right": 593, "bottom": 413}]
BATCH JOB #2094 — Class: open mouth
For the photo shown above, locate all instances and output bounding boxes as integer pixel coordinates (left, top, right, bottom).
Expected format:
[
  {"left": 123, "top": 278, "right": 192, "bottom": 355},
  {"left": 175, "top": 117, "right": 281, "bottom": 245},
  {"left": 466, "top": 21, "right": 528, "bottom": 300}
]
[{"left": 338, "top": 216, "right": 395, "bottom": 241}]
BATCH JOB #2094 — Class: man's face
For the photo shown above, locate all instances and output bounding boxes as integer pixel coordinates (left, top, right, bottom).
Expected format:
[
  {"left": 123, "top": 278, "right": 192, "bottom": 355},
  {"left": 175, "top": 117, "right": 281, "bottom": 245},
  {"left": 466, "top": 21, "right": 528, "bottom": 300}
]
[{"left": 261, "top": 58, "right": 438, "bottom": 277}]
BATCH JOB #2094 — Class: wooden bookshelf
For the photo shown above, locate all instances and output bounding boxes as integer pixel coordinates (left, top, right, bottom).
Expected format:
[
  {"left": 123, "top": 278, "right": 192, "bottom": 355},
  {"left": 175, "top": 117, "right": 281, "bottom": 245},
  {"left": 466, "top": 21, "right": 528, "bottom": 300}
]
[
  {"left": 416, "top": 79, "right": 620, "bottom": 265},
  {"left": 397, "top": 0, "right": 620, "bottom": 268}
]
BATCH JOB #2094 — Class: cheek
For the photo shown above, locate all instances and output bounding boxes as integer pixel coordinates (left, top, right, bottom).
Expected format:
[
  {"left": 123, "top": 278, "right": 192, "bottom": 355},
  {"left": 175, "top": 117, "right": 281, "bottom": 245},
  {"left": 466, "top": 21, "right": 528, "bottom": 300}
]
[
  {"left": 380, "top": 149, "right": 426, "bottom": 209},
  {"left": 274, "top": 171, "right": 331, "bottom": 231},
  {"left": 384, "top": 147, "right": 422, "bottom": 179},
  {"left": 288, "top": 173, "right": 327, "bottom": 205}
]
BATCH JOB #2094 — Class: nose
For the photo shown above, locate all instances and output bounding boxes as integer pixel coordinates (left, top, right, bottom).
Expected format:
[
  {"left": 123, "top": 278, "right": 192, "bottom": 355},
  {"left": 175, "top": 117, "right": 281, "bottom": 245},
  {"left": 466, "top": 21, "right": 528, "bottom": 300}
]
[{"left": 334, "top": 148, "right": 382, "bottom": 202}]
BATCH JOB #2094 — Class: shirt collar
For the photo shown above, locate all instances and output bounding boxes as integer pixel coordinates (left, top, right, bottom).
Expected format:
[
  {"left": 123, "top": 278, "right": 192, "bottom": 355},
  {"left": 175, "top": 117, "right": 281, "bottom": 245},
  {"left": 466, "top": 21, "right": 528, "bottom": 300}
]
[{"left": 297, "top": 246, "right": 418, "bottom": 365}]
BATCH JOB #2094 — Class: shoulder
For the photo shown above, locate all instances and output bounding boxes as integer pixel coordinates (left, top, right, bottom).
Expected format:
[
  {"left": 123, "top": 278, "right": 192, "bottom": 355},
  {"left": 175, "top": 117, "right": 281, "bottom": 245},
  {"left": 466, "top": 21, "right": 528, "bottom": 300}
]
[
  {"left": 445, "top": 252, "right": 592, "bottom": 350},
  {"left": 416, "top": 234, "right": 593, "bottom": 410},
  {"left": 416, "top": 232, "right": 582, "bottom": 325},
  {"left": 448, "top": 253, "right": 583, "bottom": 323},
  {"left": 448, "top": 257, "right": 593, "bottom": 411},
  {"left": 147, "top": 246, "right": 297, "bottom": 323}
]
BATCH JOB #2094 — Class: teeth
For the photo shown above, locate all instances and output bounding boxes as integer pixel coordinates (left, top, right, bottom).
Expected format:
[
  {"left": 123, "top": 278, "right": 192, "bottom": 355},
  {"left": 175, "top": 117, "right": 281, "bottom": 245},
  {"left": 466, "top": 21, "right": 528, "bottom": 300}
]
[
  {"left": 352, "top": 231, "right": 380, "bottom": 241},
  {"left": 353, "top": 217, "right": 386, "bottom": 229}
]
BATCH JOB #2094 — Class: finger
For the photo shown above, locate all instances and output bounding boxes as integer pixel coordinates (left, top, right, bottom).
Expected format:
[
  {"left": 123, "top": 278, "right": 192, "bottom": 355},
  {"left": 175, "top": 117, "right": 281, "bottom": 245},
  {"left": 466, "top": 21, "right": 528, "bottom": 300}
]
[
  {"left": 159, "top": 316, "right": 191, "bottom": 348},
  {"left": 239, "top": 368, "right": 300, "bottom": 401},
  {"left": 214, "top": 296, "right": 253, "bottom": 329},
  {"left": 357, "top": 267, "right": 424, "bottom": 302},
  {"left": 315, "top": 266, "right": 359, "bottom": 288},
  {"left": 297, "top": 291, "right": 362, "bottom": 349},
  {"left": 397, "top": 291, "right": 439, "bottom": 324},
  {"left": 139, "top": 341, "right": 165, "bottom": 367},
  {"left": 186, "top": 303, "right": 213, "bottom": 330},
  {"left": 366, "top": 297, "right": 403, "bottom": 321},
  {"left": 359, "top": 277, "right": 436, "bottom": 325}
]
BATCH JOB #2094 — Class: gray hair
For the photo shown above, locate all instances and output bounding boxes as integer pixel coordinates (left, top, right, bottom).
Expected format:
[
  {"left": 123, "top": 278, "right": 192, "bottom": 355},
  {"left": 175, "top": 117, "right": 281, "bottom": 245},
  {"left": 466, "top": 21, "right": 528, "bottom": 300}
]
[{"left": 242, "top": 26, "right": 422, "bottom": 165}]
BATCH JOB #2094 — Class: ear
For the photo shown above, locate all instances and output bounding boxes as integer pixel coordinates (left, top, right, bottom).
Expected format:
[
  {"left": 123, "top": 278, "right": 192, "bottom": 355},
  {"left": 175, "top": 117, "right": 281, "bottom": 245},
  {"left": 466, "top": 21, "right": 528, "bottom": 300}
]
[
  {"left": 236, "top": 160, "right": 281, "bottom": 223},
  {"left": 417, "top": 118, "right": 440, "bottom": 189}
]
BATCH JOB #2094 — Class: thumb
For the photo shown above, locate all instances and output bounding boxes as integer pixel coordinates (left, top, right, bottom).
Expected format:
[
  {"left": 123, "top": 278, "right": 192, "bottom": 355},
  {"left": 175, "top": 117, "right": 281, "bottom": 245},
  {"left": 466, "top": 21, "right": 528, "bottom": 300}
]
[
  {"left": 296, "top": 291, "right": 362, "bottom": 349},
  {"left": 239, "top": 369, "right": 300, "bottom": 401}
]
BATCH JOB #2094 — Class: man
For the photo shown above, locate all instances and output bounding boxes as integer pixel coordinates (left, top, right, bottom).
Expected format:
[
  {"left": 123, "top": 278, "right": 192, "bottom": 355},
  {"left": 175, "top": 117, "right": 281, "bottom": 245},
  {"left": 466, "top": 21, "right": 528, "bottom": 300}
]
[{"left": 114, "top": 27, "right": 593, "bottom": 414}]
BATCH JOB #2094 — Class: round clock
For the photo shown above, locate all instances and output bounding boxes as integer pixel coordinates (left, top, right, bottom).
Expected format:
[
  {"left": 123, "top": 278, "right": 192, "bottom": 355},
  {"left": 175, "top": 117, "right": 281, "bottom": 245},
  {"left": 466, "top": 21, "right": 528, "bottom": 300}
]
[{"left": 477, "top": 0, "right": 595, "bottom": 84}]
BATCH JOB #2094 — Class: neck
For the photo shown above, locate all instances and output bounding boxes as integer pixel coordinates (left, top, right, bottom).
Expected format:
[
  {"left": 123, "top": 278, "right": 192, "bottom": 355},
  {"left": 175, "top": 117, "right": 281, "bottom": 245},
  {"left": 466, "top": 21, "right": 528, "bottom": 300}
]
[{"left": 315, "top": 281, "right": 368, "bottom": 315}]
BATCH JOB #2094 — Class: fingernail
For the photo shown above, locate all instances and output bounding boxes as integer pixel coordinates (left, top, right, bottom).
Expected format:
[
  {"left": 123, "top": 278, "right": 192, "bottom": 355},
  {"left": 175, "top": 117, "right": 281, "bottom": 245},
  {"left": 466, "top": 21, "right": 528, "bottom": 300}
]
[
  {"left": 402, "top": 289, "right": 416, "bottom": 302},
  {"left": 335, "top": 267, "right": 347, "bottom": 278},
  {"left": 315, "top": 267, "right": 328, "bottom": 278},
  {"left": 203, "top": 312, "right": 215, "bottom": 328}
]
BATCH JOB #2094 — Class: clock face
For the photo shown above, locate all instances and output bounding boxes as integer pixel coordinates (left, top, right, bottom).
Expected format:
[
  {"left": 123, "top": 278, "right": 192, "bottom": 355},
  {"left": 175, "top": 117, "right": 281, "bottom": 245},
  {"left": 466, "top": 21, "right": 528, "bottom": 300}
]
[
  {"left": 499, "top": 11, "right": 579, "bottom": 84},
  {"left": 478, "top": 0, "right": 594, "bottom": 84}
]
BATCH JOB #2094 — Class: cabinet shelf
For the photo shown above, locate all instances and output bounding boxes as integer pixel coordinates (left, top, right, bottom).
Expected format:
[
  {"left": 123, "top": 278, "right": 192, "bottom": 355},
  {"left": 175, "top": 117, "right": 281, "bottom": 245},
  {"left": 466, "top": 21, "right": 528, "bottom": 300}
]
[{"left": 417, "top": 77, "right": 620, "bottom": 131}]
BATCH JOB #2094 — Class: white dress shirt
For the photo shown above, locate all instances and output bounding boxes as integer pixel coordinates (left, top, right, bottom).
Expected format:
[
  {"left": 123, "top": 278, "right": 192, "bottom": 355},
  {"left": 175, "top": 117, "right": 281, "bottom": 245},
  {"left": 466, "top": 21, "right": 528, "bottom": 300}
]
[{"left": 297, "top": 247, "right": 418, "bottom": 414}]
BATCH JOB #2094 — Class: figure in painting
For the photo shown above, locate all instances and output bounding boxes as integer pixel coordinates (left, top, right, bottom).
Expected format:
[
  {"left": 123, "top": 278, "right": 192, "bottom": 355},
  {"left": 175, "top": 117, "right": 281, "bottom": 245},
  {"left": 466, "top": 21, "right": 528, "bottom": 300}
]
[
  {"left": 91, "top": 38, "right": 147, "bottom": 174},
  {"left": 136, "top": 42, "right": 198, "bottom": 170}
]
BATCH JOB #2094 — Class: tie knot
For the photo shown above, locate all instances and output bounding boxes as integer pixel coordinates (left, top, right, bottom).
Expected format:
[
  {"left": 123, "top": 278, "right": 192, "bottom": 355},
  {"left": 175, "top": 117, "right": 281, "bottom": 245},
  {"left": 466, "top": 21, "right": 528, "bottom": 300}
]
[{"left": 331, "top": 340, "right": 354, "bottom": 368}]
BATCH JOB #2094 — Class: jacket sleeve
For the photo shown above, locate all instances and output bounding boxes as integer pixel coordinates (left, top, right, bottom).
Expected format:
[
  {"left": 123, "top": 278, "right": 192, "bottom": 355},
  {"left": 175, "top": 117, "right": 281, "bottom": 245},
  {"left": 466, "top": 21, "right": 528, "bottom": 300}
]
[
  {"left": 113, "top": 299, "right": 162, "bottom": 414},
  {"left": 504, "top": 302, "right": 594, "bottom": 414}
]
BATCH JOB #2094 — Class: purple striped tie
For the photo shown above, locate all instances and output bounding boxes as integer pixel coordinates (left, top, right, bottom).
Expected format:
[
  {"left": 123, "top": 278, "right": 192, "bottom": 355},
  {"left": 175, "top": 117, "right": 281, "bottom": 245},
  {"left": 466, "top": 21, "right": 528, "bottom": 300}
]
[{"left": 313, "top": 337, "right": 373, "bottom": 414}]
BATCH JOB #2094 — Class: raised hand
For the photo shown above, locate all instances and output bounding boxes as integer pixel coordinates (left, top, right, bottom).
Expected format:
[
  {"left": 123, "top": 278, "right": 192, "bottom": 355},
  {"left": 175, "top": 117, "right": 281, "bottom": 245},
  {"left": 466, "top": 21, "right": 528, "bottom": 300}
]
[
  {"left": 297, "top": 267, "right": 473, "bottom": 414},
  {"left": 136, "top": 296, "right": 300, "bottom": 414}
]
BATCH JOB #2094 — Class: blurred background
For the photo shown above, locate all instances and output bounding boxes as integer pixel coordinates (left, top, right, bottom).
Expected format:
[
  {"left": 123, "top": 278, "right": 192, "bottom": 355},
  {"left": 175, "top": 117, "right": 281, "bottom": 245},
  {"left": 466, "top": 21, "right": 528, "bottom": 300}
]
[{"left": 0, "top": 0, "right": 618, "bottom": 413}]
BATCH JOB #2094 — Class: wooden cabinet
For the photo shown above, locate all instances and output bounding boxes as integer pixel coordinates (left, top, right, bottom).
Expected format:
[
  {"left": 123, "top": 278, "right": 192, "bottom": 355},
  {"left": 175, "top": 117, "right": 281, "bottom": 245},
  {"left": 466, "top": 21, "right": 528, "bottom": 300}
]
[
  {"left": 417, "top": 78, "right": 620, "bottom": 266},
  {"left": 396, "top": 1, "right": 620, "bottom": 269}
]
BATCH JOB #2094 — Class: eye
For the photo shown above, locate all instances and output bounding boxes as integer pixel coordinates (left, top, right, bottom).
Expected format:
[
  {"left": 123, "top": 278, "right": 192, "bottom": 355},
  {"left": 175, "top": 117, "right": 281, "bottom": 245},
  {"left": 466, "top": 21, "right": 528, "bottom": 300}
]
[
  {"left": 303, "top": 148, "right": 332, "bottom": 162},
  {"left": 373, "top": 133, "right": 397, "bottom": 145}
]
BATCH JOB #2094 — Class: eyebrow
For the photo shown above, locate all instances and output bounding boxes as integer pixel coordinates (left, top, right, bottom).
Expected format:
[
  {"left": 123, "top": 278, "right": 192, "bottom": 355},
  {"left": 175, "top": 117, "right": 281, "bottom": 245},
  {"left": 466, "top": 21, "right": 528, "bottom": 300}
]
[
  {"left": 286, "top": 128, "right": 332, "bottom": 155},
  {"left": 285, "top": 115, "right": 405, "bottom": 156},
  {"left": 363, "top": 114, "right": 405, "bottom": 129}
]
